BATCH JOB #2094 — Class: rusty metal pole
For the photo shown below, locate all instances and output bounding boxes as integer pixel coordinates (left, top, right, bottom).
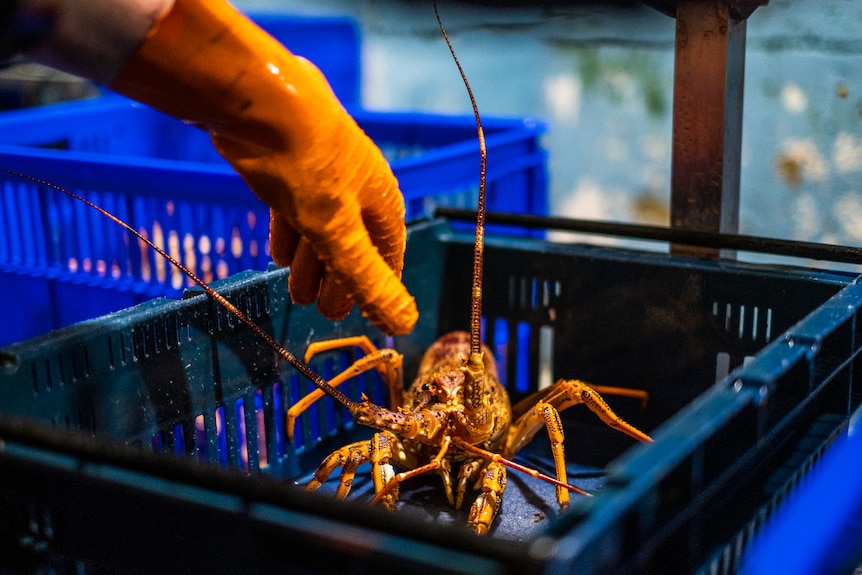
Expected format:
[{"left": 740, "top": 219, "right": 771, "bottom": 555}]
[
  {"left": 646, "top": 0, "right": 766, "bottom": 256},
  {"left": 670, "top": 1, "right": 747, "bottom": 258}
]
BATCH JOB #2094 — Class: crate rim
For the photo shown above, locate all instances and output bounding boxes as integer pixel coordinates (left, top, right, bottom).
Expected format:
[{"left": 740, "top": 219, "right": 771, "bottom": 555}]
[
  {"left": 4, "top": 215, "right": 859, "bottom": 352},
  {"left": 0, "top": 97, "right": 547, "bottom": 204}
]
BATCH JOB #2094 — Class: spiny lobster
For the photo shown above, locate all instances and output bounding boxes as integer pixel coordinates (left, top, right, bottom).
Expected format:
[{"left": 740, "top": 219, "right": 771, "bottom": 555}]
[
  {"left": 282, "top": 2, "right": 653, "bottom": 535},
  {"left": 0, "top": 2, "right": 653, "bottom": 536}
]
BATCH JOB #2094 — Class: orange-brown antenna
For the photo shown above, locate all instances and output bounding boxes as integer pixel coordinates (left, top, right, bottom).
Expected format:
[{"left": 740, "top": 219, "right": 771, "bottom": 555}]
[{"left": 434, "top": 0, "right": 486, "bottom": 359}]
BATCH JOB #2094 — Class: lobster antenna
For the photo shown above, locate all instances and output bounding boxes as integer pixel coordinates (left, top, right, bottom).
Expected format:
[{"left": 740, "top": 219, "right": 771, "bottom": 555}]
[
  {"left": 435, "top": 0, "right": 486, "bottom": 359},
  {"left": 0, "top": 169, "right": 357, "bottom": 411}
]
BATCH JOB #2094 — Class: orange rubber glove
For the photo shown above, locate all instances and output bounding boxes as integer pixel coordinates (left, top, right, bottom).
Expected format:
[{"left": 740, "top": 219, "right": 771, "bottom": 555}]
[{"left": 110, "top": 0, "right": 417, "bottom": 335}]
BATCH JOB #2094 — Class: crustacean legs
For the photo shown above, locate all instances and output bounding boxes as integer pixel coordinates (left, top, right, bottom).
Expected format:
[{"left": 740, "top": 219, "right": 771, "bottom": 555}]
[
  {"left": 287, "top": 334, "right": 652, "bottom": 534},
  {"left": 505, "top": 380, "right": 652, "bottom": 508}
]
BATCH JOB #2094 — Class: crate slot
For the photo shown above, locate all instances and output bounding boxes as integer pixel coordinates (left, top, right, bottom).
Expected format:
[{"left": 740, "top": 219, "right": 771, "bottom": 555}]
[
  {"left": 490, "top": 317, "right": 510, "bottom": 389},
  {"left": 508, "top": 274, "right": 560, "bottom": 312},
  {"left": 150, "top": 429, "right": 162, "bottom": 452},
  {"left": 537, "top": 325, "right": 554, "bottom": 391},
  {"left": 237, "top": 395, "right": 257, "bottom": 473},
  {"left": 76, "top": 404, "right": 98, "bottom": 433},
  {"left": 193, "top": 413, "right": 207, "bottom": 462},
  {"left": 713, "top": 300, "right": 774, "bottom": 343},
  {"left": 213, "top": 405, "right": 227, "bottom": 466},
  {"left": 172, "top": 422, "right": 185, "bottom": 456},
  {"left": 481, "top": 315, "right": 548, "bottom": 394},
  {"left": 271, "top": 381, "right": 286, "bottom": 459},
  {"left": 29, "top": 360, "right": 40, "bottom": 395}
]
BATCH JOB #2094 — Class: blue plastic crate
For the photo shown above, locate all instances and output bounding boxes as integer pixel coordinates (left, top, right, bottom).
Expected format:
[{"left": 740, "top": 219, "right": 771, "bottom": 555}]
[
  {"left": 0, "top": 218, "right": 858, "bottom": 573},
  {"left": 249, "top": 13, "right": 361, "bottom": 107},
  {"left": 0, "top": 95, "right": 546, "bottom": 345}
]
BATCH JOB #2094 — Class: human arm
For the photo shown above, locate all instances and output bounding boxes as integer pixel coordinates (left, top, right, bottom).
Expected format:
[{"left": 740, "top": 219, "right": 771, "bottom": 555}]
[{"left": 5, "top": 0, "right": 418, "bottom": 335}]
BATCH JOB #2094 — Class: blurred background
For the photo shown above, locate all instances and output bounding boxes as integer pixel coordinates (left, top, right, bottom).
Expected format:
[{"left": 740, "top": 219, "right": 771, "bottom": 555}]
[
  {"left": 231, "top": 0, "right": 862, "bottom": 249},
  {"left": 3, "top": 0, "right": 861, "bottom": 247}
]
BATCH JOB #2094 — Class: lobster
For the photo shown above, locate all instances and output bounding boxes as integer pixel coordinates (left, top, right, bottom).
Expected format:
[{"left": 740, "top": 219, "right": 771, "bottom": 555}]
[
  {"left": 282, "top": 2, "right": 653, "bottom": 535},
  {"left": 0, "top": 2, "right": 652, "bottom": 537}
]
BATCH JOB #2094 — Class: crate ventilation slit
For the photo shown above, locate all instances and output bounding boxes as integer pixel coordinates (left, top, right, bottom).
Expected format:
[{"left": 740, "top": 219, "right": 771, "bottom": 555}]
[
  {"left": 70, "top": 349, "right": 79, "bottom": 383},
  {"left": 82, "top": 345, "right": 91, "bottom": 379},
  {"left": 30, "top": 361, "right": 39, "bottom": 395},
  {"left": 505, "top": 275, "right": 561, "bottom": 313},
  {"left": 194, "top": 414, "right": 207, "bottom": 461},
  {"left": 20, "top": 503, "right": 54, "bottom": 553},
  {"left": 485, "top": 317, "right": 554, "bottom": 394},
  {"left": 215, "top": 405, "right": 228, "bottom": 466},
  {"left": 713, "top": 302, "right": 773, "bottom": 342},
  {"left": 171, "top": 317, "right": 181, "bottom": 350},
  {"left": 272, "top": 381, "right": 286, "bottom": 460},
  {"left": 173, "top": 422, "right": 185, "bottom": 456},
  {"left": 538, "top": 325, "right": 554, "bottom": 391},
  {"left": 120, "top": 331, "right": 129, "bottom": 364},
  {"left": 236, "top": 397, "right": 250, "bottom": 473},
  {"left": 254, "top": 388, "right": 269, "bottom": 469}
]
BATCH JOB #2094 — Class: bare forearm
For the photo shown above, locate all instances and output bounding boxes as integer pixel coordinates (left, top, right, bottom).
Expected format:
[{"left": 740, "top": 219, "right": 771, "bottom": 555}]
[{"left": 10, "top": 0, "right": 174, "bottom": 83}]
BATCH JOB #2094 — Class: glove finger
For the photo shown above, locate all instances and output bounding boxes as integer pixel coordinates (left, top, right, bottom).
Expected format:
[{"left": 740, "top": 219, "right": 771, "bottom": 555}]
[
  {"left": 358, "top": 180, "right": 406, "bottom": 279},
  {"left": 362, "top": 212, "right": 405, "bottom": 279},
  {"left": 313, "top": 221, "right": 417, "bottom": 335},
  {"left": 317, "top": 271, "right": 355, "bottom": 321},
  {"left": 351, "top": 263, "right": 417, "bottom": 335},
  {"left": 269, "top": 208, "right": 299, "bottom": 267},
  {"left": 287, "top": 237, "right": 324, "bottom": 306}
]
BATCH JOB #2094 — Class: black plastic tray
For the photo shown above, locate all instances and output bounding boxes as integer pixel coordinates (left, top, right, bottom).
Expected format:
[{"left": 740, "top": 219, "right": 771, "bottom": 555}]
[{"left": 1, "top": 218, "right": 859, "bottom": 574}]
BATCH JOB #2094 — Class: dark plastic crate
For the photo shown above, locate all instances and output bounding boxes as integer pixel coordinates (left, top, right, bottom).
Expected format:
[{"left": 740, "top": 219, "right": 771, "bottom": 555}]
[
  {"left": 0, "top": 98, "right": 546, "bottom": 345},
  {"left": 0, "top": 218, "right": 859, "bottom": 574},
  {"left": 740, "top": 423, "right": 862, "bottom": 575}
]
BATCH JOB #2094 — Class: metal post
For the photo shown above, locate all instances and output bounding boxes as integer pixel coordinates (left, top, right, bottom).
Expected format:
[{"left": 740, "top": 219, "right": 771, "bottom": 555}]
[{"left": 670, "top": 1, "right": 747, "bottom": 257}]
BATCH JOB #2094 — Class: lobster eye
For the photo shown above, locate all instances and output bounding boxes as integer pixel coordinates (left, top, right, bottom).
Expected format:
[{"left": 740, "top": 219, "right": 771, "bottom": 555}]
[{"left": 421, "top": 383, "right": 430, "bottom": 391}]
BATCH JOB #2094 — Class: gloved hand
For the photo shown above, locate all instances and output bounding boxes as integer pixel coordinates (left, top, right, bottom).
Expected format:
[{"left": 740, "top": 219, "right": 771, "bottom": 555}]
[{"left": 110, "top": 0, "right": 418, "bottom": 335}]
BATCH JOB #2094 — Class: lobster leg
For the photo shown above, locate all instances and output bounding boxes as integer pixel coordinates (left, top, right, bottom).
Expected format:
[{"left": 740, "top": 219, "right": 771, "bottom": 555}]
[
  {"left": 304, "top": 336, "right": 389, "bottom": 366},
  {"left": 563, "top": 380, "right": 653, "bottom": 443},
  {"left": 455, "top": 459, "right": 483, "bottom": 510},
  {"left": 286, "top": 337, "right": 403, "bottom": 442},
  {"left": 508, "top": 379, "right": 652, "bottom": 454},
  {"left": 588, "top": 384, "right": 650, "bottom": 410},
  {"left": 506, "top": 401, "right": 573, "bottom": 507},
  {"left": 305, "top": 336, "right": 405, "bottom": 408},
  {"left": 371, "top": 435, "right": 453, "bottom": 507},
  {"left": 306, "top": 430, "right": 404, "bottom": 510},
  {"left": 467, "top": 462, "right": 507, "bottom": 535},
  {"left": 437, "top": 457, "right": 455, "bottom": 507},
  {"left": 505, "top": 379, "right": 653, "bottom": 507}
]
